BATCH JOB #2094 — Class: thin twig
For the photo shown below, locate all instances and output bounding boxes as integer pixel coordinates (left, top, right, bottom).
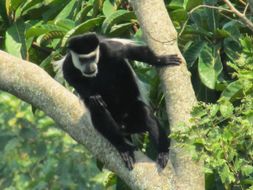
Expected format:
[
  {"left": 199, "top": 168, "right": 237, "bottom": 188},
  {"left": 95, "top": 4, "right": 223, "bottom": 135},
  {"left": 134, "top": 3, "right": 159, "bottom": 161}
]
[
  {"left": 239, "top": 0, "right": 246, "bottom": 6},
  {"left": 243, "top": 3, "right": 249, "bottom": 15},
  {"left": 223, "top": 0, "right": 253, "bottom": 32},
  {"left": 189, "top": 4, "right": 232, "bottom": 14},
  {"left": 179, "top": 5, "right": 232, "bottom": 37}
]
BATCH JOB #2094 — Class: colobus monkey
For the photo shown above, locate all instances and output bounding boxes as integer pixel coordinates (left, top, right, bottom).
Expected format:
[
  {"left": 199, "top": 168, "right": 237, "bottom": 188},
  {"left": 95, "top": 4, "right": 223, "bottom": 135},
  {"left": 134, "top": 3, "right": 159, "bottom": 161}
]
[{"left": 62, "top": 33, "right": 181, "bottom": 170}]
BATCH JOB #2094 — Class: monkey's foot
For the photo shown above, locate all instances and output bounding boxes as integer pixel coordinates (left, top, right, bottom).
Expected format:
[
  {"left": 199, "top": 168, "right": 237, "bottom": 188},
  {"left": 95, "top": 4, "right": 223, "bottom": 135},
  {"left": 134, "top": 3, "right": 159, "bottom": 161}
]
[
  {"left": 119, "top": 149, "right": 135, "bottom": 170},
  {"left": 156, "top": 152, "right": 169, "bottom": 169}
]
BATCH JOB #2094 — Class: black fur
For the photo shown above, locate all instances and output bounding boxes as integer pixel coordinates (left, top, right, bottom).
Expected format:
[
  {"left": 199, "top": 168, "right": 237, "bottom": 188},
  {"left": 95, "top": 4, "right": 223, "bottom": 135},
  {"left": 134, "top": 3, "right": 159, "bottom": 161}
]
[{"left": 62, "top": 33, "right": 181, "bottom": 170}]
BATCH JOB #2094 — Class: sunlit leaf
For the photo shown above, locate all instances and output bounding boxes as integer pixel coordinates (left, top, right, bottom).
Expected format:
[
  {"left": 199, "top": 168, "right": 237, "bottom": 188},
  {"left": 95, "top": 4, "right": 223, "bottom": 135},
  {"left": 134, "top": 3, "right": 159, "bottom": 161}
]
[
  {"left": 185, "top": 0, "right": 202, "bottom": 11},
  {"left": 42, "top": 0, "right": 69, "bottom": 21},
  {"left": 198, "top": 45, "right": 223, "bottom": 89},
  {"left": 219, "top": 99, "right": 234, "bottom": 117},
  {"left": 26, "top": 24, "right": 67, "bottom": 38},
  {"left": 241, "top": 165, "right": 253, "bottom": 176},
  {"left": 19, "top": 0, "right": 44, "bottom": 15},
  {"left": 61, "top": 17, "right": 105, "bottom": 46},
  {"left": 103, "top": 0, "right": 116, "bottom": 17},
  {"left": 55, "top": 0, "right": 77, "bottom": 20},
  {"left": 55, "top": 19, "right": 75, "bottom": 31},
  {"left": 170, "top": 8, "right": 187, "bottom": 23},
  {"left": 5, "top": 20, "right": 27, "bottom": 58},
  {"left": 109, "top": 23, "right": 132, "bottom": 37},
  {"left": 221, "top": 80, "right": 243, "bottom": 100},
  {"left": 102, "top": 10, "right": 135, "bottom": 34},
  {"left": 75, "top": 4, "right": 93, "bottom": 24}
]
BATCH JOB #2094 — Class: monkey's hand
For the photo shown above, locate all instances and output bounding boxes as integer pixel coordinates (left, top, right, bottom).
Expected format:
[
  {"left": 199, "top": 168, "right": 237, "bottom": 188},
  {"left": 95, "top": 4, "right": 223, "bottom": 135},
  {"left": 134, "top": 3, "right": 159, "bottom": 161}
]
[
  {"left": 156, "top": 54, "right": 182, "bottom": 66},
  {"left": 89, "top": 94, "right": 107, "bottom": 109},
  {"left": 118, "top": 145, "right": 135, "bottom": 170},
  {"left": 156, "top": 152, "right": 169, "bottom": 169}
]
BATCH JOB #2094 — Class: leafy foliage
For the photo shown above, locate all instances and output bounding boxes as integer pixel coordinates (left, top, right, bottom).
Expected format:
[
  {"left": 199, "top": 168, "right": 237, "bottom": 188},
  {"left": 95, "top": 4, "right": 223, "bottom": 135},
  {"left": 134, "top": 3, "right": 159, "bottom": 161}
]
[
  {"left": 0, "top": 91, "right": 110, "bottom": 190},
  {"left": 172, "top": 37, "right": 253, "bottom": 190}
]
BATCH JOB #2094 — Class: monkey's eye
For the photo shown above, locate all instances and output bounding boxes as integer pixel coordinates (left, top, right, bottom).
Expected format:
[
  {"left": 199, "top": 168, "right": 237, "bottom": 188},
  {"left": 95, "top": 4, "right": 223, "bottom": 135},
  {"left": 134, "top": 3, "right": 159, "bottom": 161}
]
[{"left": 79, "top": 56, "right": 96, "bottom": 63}]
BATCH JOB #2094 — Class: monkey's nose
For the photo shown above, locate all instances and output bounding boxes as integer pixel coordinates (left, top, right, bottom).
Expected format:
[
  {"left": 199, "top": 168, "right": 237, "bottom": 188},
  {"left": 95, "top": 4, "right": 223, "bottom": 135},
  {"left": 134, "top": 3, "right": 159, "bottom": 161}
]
[{"left": 89, "top": 64, "right": 97, "bottom": 72}]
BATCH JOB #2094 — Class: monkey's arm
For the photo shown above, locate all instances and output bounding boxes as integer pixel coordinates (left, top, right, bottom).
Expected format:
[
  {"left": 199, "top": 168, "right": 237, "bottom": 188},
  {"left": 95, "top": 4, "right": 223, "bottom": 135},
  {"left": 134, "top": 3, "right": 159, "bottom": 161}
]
[
  {"left": 126, "top": 45, "right": 181, "bottom": 66},
  {"left": 101, "top": 39, "right": 181, "bottom": 66}
]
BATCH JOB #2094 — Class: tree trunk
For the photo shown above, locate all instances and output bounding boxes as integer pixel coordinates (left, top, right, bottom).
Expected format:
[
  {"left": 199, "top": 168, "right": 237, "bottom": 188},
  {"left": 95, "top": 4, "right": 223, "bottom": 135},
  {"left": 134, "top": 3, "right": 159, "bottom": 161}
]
[{"left": 130, "top": 1, "right": 205, "bottom": 190}]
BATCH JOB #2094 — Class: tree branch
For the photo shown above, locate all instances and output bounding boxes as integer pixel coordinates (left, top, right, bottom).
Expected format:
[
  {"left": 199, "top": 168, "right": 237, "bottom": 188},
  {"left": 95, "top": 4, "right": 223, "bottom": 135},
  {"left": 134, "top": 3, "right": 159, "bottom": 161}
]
[
  {"left": 130, "top": 1, "right": 204, "bottom": 190},
  {"left": 223, "top": 0, "right": 253, "bottom": 32},
  {"left": 0, "top": 50, "right": 176, "bottom": 190}
]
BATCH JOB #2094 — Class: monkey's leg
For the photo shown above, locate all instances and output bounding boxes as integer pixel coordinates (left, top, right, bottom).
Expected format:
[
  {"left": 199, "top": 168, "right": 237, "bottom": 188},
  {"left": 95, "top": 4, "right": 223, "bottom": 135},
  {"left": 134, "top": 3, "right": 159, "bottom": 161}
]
[
  {"left": 88, "top": 95, "right": 135, "bottom": 170},
  {"left": 123, "top": 100, "right": 170, "bottom": 169}
]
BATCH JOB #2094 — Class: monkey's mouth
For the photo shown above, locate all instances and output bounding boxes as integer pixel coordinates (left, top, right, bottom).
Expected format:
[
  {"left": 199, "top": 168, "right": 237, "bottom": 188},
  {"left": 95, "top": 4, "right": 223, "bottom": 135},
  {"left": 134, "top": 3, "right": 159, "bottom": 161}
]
[{"left": 82, "top": 70, "right": 97, "bottom": 77}]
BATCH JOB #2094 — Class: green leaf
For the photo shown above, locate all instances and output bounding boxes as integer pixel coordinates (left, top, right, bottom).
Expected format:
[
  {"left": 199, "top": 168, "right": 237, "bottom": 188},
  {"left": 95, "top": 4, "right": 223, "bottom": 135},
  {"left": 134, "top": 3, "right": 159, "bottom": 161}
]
[
  {"left": 4, "top": 138, "right": 20, "bottom": 152},
  {"left": 103, "top": 0, "right": 116, "bottom": 17},
  {"left": 168, "top": 0, "right": 184, "bottom": 9},
  {"left": 185, "top": 0, "right": 203, "bottom": 11},
  {"left": 61, "top": 16, "right": 105, "bottom": 46},
  {"left": 75, "top": 4, "right": 93, "bottom": 24},
  {"left": 241, "top": 165, "right": 253, "bottom": 176},
  {"left": 241, "top": 179, "right": 253, "bottom": 185},
  {"left": 55, "top": 19, "right": 75, "bottom": 31},
  {"left": 221, "top": 80, "right": 243, "bottom": 100},
  {"left": 219, "top": 164, "right": 235, "bottom": 183},
  {"left": 198, "top": 45, "right": 223, "bottom": 89},
  {"left": 184, "top": 41, "right": 205, "bottom": 67},
  {"left": 101, "top": 10, "right": 135, "bottom": 34},
  {"left": 9, "top": 0, "right": 23, "bottom": 12},
  {"left": 214, "top": 29, "right": 230, "bottom": 39},
  {"left": 19, "top": 0, "right": 43, "bottom": 15},
  {"left": 219, "top": 99, "right": 234, "bottom": 118},
  {"left": 170, "top": 9, "right": 187, "bottom": 23},
  {"left": 223, "top": 20, "right": 241, "bottom": 39},
  {"left": 224, "top": 40, "right": 241, "bottom": 61},
  {"left": 5, "top": 20, "right": 27, "bottom": 58},
  {"left": 91, "top": 171, "right": 115, "bottom": 185},
  {"left": 55, "top": 0, "right": 77, "bottom": 20},
  {"left": 42, "top": 0, "right": 69, "bottom": 21},
  {"left": 26, "top": 24, "right": 67, "bottom": 38},
  {"left": 93, "top": 0, "right": 103, "bottom": 17},
  {"left": 40, "top": 54, "right": 55, "bottom": 76},
  {"left": 34, "top": 142, "right": 47, "bottom": 157},
  {"left": 205, "top": 2, "right": 219, "bottom": 33},
  {"left": 210, "top": 104, "right": 219, "bottom": 117},
  {"left": 109, "top": 23, "right": 132, "bottom": 37},
  {"left": 20, "top": 127, "right": 37, "bottom": 140},
  {"left": 0, "top": 133, "right": 15, "bottom": 151}
]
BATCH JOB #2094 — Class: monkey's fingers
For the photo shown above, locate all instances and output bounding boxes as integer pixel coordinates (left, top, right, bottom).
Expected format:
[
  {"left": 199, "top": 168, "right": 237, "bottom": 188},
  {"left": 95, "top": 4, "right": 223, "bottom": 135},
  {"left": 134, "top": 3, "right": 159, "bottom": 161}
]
[
  {"left": 156, "top": 152, "right": 169, "bottom": 169},
  {"left": 120, "top": 151, "right": 135, "bottom": 170},
  {"left": 156, "top": 54, "right": 182, "bottom": 67},
  {"left": 97, "top": 97, "right": 108, "bottom": 108},
  {"left": 89, "top": 95, "right": 107, "bottom": 108}
]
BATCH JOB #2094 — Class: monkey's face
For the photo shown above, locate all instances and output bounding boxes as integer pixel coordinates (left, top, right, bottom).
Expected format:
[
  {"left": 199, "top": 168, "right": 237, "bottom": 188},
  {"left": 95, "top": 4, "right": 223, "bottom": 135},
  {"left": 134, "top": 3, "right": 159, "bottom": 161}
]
[
  {"left": 67, "top": 33, "right": 100, "bottom": 77},
  {"left": 70, "top": 47, "right": 100, "bottom": 77}
]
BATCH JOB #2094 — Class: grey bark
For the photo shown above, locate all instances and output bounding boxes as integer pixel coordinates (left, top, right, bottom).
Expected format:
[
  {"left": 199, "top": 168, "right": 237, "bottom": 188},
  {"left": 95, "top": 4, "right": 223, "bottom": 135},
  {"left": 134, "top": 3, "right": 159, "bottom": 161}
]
[{"left": 130, "top": 1, "right": 205, "bottom": 190}]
